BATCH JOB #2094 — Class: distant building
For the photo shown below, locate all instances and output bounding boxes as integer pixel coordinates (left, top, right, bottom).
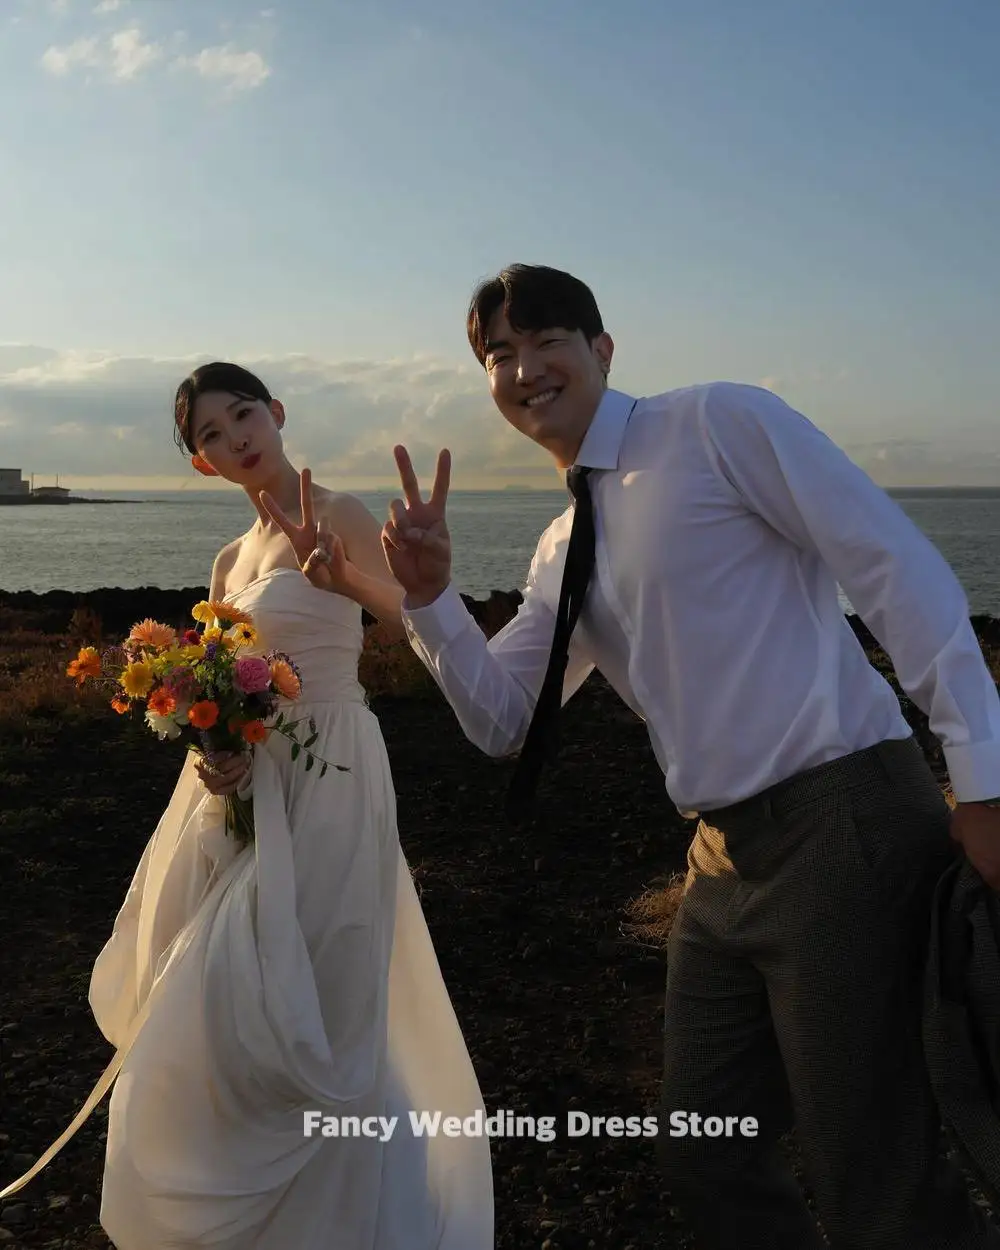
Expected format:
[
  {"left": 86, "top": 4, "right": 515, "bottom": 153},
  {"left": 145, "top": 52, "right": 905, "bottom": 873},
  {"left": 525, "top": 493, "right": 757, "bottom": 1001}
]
[
  {"left": 0, "top": 469, "right": 29, "bottom": 496},
  {"left": 32, "top": 485, "right": 71, "bottom": 498}
]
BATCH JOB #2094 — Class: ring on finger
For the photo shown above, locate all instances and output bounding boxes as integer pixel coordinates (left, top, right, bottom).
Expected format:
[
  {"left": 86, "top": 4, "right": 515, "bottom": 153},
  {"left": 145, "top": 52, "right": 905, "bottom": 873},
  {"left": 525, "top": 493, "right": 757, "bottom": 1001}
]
[{"left": 308, "top": 546, "right": 331, "bottom": 565}]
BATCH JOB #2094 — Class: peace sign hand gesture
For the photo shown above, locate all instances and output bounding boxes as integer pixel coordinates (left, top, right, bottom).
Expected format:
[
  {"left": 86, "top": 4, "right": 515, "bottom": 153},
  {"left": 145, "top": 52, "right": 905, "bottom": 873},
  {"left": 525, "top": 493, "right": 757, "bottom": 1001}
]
[
  {"left": 260, "top": 468, "right": 351, "bottom": 594},
  {"left": 381, "top": 446, "right": 452, "bottom": 607}
]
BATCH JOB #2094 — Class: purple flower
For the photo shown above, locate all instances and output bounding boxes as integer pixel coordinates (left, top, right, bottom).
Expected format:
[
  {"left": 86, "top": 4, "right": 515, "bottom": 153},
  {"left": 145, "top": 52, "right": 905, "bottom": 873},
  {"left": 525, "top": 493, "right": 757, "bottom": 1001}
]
[
  {"left": 204, "top": 642, "right": 218, "bottom": 661},
  {"left": 234, "top": 656, "right": 272, "bottom": 695}
]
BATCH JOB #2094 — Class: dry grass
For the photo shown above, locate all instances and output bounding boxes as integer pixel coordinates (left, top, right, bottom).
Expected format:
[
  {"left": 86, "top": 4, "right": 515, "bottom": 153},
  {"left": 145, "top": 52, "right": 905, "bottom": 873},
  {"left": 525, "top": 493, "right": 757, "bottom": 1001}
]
[
  {"left": 0, "top": 610, "right": 107, "bottom": 734},
  {"left": 621, "top": 871, "right": 688, "bottom": 949},
  {"left": 0, "top": 604, "right": 439, "bottom": 739},
  {"left": 357, "top": 622, "right": 439, "bottom": 699}
]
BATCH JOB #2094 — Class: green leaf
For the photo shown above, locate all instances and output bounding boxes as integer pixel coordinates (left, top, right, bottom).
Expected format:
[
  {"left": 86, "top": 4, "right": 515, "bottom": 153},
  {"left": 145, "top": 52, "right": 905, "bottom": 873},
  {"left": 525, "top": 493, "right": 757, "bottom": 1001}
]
[
  {"left": 305, "top": 754, "right": 315, "bottom": 771},
  {"left": 275, "top": 712, "right": 284, "bottom": 729},
  {"left": 320, "top": 763, "right": 328, "bottom": 777},
  {"left": 305, "top": 732, "right": 318, "bottom": 748},
  {"left": 309, "top": 716, "right": 317, "bottom": 734},
  {"left": 291, "top": 742, "right": 301, "bottom": 760}
]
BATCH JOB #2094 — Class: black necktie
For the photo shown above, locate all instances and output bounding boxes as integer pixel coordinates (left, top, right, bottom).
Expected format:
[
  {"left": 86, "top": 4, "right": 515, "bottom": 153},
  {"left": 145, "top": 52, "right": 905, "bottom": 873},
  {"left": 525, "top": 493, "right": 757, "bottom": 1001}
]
[{"left": 506, "top": 465, "right": 595, "bottom": 822}]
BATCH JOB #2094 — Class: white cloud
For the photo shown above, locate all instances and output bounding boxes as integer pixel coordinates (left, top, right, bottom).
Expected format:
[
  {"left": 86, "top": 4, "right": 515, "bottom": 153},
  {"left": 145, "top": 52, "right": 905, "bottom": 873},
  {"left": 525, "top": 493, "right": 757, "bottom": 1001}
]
[
  {"left": 40, "top": 26, "right": 159, "bottom": 81},
  {"left": 842, "top": 436, "right": 1000, "bottom": 486},
  {"left": 108, "top": 26, "right": 160, "bottom": 79},
  {"left": 175, "top": 44, "right": 271, "bottom": 93},
  {"left": 0, "top": 348, "right": 552, "bottom": 487},
  {"left": 0, "top": 345, "right": 60, "bottom": 371},
  {"left": 173, "top": 43, "right": 271, "bottom": 91},
  {"left": 2, "top": 345, "right": 997, "bottom": 490},
  {"left": 38, "top": 17, "right": 268, "bottom": 96},
  {"left": 40, "top": 35, "right": 101, "bottom": 75},
  {"left": 94, "top": 0, "right": 126, "bottom": 11}
]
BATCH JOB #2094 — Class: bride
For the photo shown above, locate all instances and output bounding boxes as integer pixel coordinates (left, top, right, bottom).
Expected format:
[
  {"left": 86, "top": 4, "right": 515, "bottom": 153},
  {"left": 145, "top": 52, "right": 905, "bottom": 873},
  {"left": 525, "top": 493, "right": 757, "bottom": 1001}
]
[{"left": 22, "top": 363, "right": 494, "bottom": 1247}]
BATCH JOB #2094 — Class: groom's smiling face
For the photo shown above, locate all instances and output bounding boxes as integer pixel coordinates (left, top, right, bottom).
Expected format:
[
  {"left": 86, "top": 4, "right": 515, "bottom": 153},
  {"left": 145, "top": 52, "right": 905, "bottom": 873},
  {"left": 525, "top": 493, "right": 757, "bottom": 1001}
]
[{"left": 483, "top": 310, "right": 613, "bottom": 468}]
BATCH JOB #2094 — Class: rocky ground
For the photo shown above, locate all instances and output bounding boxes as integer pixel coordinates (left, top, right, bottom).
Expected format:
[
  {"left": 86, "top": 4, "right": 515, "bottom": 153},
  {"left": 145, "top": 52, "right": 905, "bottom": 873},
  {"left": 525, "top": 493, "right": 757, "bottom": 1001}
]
[{"left": 1, "top": 588, "right": 998, "bottom": 1247}]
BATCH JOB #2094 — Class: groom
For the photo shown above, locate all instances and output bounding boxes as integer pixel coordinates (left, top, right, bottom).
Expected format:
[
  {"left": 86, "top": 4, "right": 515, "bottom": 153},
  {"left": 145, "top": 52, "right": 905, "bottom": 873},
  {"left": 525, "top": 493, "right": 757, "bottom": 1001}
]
[{"left": 375, "top": 264, "right": 1000, "bottom": 1247}]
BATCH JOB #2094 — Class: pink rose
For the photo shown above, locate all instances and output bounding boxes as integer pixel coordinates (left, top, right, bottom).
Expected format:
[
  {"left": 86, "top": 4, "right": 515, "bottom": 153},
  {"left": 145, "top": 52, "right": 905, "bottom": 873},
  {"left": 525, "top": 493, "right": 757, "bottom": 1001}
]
[
  {"left": 164, "top": 666, "right": 197, "bottom": 700},
  {"left": 234, "top": 656, "right": 272, "bottom": 695}
]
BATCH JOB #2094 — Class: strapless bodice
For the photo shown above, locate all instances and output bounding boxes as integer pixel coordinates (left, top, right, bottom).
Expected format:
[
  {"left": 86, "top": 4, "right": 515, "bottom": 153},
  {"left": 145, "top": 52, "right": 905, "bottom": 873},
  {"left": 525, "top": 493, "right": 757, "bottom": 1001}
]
[{"left": 227, "top": 568, "right": 367, "bottom": 705}]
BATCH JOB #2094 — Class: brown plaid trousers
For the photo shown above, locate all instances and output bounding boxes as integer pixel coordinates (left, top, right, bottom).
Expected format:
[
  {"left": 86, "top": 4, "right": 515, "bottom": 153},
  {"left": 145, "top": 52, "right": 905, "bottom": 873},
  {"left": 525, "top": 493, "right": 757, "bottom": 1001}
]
[{"left": 657, "top": 735, "right": 1000, "bottom": 1248}]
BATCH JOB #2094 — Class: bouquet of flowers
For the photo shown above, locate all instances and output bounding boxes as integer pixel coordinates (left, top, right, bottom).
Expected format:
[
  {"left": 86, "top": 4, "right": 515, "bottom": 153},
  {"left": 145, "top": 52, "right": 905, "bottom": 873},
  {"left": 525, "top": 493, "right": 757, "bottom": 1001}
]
[{"left": 66, "top": 598, "right": 347, "bottom": 845}]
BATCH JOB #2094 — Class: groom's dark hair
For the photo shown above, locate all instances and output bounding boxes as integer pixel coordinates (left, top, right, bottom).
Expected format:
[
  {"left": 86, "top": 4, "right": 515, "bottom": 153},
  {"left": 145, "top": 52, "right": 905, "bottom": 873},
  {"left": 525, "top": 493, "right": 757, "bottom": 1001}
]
[
  {"left": 466, "top": 264, "right": 605, "bottom": 367},
  {"left": 174, "top": 362, "right": 272, "bottom": 455}
]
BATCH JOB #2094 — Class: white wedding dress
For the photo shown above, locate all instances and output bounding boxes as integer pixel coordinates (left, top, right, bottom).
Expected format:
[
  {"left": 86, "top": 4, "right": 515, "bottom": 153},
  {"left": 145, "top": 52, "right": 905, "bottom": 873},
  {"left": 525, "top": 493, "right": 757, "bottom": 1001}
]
[{"left": 85, "top": 569, "right": 494, "bottom": 1248}]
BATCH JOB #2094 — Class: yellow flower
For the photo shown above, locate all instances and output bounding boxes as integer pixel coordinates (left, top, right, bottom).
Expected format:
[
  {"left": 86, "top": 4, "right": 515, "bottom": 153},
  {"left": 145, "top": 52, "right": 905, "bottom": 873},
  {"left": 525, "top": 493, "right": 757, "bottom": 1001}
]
[
  {"left": 192, "top": 601, "right": 215, "bottom": 625},
  {"left": 230, "top": 623, "right": 257, "bottom": 646},
  {"left": 160, "top": 646, "right": 187, "bottom": 667},
  {"left": 203, "top": 627, "right": 223, "bottom": 644},
  {"left": 121, "top": 660, "right": 155, "bottom": 698},
  {"left": 182, "top": 643, "right": 206, "bottom": 661}
]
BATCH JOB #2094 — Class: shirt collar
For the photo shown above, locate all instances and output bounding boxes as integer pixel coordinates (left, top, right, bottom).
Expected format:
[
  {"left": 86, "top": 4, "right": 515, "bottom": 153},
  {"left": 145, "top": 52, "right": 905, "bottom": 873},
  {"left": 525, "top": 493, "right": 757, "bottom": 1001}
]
[{"left": 572, "top": 388, "right": 637, "bottom": 472}]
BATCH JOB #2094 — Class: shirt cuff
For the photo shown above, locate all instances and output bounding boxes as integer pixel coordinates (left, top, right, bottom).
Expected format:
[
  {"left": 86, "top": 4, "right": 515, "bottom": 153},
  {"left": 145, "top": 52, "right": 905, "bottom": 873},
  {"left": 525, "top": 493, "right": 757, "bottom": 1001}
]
[
  {"left": 942, "top": 742, "right": 1000, "bottom": 803},
  {"left": 401, "top": 583, "right": 473, "bottom": 651}
]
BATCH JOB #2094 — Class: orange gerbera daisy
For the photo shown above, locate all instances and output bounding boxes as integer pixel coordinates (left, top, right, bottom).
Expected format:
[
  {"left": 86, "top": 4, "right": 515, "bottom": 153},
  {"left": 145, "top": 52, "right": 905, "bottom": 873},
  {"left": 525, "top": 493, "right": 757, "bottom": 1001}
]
[
  {"left": 110, "top": 695, "right": 130, "bottom": 714},
  {"left": 67, "top": 646, "right": 101, "bottom": 685},
  {"left": 128, "top": 618, "right": 177, "bottom": 649},
  {"left": 188, "top": 699, "right": 220, "bottom": 730},
  {"left": 206, "top": 601, "right": 254, "bottom": 628},
  {"left": 147, "top": 686, "right": 178, "bottom": 717},
  {"left": 269, "top": 659, "right": 301, "bottom": 700},
  {"left": 241, "top": 720, "right": 268, "bottom": 744}
]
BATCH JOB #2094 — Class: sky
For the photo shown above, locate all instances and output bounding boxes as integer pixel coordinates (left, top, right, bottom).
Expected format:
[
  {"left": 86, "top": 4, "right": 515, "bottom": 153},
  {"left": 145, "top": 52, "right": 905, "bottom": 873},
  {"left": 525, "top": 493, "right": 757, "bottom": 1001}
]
[{"left": 0, "top": 0, "right": 998, "bottom": 491}]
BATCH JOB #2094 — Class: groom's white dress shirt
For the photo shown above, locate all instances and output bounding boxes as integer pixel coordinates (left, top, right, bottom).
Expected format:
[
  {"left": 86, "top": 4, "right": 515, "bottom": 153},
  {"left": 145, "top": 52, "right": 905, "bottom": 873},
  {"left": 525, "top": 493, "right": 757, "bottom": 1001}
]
[{"left": 401, "top": 382, "right": 1000, "bottom": 814}]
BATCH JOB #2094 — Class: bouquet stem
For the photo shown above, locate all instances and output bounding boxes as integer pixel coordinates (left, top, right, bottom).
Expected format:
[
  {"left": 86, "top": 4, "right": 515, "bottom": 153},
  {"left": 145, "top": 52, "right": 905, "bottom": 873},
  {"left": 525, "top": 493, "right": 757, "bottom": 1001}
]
[{"left": 224, "top": 791, "right": 255, "bottom": 846}]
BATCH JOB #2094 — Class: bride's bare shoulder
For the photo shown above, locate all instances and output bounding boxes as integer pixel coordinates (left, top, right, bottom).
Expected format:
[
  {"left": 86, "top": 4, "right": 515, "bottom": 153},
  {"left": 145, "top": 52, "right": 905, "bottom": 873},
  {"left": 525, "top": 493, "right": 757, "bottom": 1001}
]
[
  {"left": 308, "top": 480, "right": 346, "bottom": 508},
  {"left": 209, "top": 536, "right": 246, "bottom": 600},
  {"left": 309, "top": 483, "right": 376, "bottom": 525}
]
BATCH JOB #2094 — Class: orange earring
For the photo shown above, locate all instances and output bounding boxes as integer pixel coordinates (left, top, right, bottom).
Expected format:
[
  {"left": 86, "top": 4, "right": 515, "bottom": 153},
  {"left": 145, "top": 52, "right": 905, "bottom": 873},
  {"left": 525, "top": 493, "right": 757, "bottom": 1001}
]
[{"left": 191, "top": 455, "right": 219, "bottom": 477}]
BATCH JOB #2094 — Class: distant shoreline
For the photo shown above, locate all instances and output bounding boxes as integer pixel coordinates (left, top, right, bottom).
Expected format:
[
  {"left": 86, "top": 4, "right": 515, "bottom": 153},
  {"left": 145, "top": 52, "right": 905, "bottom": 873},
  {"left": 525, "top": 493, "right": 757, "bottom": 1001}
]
[
  {"left": 3, "top": 485, "right": 1000, "bottom": 503},
  {"left": 0, "top": 496, "right": 141, "bottom": 506}
]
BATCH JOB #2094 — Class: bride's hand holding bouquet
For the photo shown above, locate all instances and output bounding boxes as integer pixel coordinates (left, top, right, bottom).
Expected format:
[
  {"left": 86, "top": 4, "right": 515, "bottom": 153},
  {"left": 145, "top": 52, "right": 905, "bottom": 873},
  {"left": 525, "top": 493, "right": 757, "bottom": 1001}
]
[{"left": 67, "top": 599, "right": 348, "bottom": 845}]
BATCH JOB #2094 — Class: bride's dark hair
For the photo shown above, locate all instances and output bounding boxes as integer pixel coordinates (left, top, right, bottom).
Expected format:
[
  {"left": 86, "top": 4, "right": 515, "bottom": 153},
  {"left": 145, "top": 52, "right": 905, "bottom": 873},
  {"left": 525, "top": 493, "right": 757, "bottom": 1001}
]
[{"left": 174, "top": 362, "right": 273, "bottom": 455}]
